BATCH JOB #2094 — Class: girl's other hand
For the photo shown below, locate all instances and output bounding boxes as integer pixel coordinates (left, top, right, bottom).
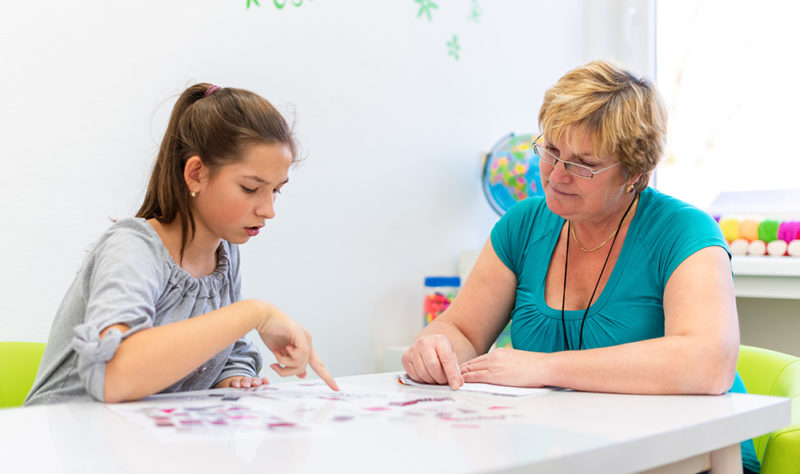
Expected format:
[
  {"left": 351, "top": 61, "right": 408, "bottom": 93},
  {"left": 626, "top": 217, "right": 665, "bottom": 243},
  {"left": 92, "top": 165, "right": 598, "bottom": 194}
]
[
  {"left": 401, "top": 334, "right": 463, "bottom": 390},
  {"left": 214, "top": 376, "right": 269, "bottom": 389},
  {"left": 256, "top": 304, "right": 339, "bottom": 391}
]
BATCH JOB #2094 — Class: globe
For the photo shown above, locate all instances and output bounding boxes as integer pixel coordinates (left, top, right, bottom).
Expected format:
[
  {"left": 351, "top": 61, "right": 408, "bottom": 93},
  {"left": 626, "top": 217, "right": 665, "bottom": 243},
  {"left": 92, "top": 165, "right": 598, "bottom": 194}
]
[{"left": 482, "top": 133, "right": 544, "bottom": 215}]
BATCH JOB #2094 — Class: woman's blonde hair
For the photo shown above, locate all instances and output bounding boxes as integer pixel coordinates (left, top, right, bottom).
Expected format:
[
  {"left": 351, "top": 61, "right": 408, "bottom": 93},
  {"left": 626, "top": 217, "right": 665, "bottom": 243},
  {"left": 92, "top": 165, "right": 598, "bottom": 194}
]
[{"left": 538, "top": 60, "right": 666, "bottom": 191}]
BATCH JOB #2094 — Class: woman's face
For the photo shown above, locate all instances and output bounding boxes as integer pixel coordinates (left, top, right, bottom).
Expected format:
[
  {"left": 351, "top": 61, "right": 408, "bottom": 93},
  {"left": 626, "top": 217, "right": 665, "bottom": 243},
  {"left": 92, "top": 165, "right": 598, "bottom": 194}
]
[
  {"left": 192, "top": 142, "right": 293, "bottom": 245},
  {"left": 539, "top": 130, "right": 630, "bottom": 224}
]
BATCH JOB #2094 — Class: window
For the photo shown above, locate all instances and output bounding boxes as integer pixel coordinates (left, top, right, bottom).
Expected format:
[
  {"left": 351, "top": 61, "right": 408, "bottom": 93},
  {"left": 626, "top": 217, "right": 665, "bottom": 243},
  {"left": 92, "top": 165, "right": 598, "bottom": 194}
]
[{"left": 655, "top": 0, "right": 800, "bottom": 210}]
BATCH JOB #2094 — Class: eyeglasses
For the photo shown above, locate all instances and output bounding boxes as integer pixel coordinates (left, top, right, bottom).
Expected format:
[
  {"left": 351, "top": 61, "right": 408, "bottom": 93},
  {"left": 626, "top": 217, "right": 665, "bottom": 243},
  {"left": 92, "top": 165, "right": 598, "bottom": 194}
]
[{"left": 532, "top": 135, "right": 619, "bottom": 179}]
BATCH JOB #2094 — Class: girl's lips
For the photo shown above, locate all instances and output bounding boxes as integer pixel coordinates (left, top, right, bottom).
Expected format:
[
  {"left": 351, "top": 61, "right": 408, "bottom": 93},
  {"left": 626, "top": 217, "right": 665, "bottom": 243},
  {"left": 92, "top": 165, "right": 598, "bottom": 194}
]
[{"left": 245, "top": 227, "right": 260, "bottom": 237}]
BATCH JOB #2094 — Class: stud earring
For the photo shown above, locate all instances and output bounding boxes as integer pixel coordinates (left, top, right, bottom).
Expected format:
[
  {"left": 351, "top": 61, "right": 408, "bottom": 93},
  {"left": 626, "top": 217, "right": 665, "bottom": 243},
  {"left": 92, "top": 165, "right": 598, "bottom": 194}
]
[
  {"left": 190, "top": 191, "right": 197, "bottom": 197},
  {"left": 626, "top": 184, "right": 634, "bottom": 193}
]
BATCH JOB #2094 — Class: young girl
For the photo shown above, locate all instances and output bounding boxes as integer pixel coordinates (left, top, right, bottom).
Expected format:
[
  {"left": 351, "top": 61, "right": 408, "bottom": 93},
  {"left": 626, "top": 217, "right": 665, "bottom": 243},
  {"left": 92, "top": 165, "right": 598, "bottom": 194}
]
[{"left": 25, "top": 83, "right": 337, "bottom": 405}]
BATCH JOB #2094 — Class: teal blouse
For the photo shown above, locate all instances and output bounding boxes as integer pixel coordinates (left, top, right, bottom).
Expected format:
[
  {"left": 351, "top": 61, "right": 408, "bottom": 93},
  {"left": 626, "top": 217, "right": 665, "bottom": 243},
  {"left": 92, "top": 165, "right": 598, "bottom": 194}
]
[{"left": 490, "top": 187, "right": 759, "bottom": 472}]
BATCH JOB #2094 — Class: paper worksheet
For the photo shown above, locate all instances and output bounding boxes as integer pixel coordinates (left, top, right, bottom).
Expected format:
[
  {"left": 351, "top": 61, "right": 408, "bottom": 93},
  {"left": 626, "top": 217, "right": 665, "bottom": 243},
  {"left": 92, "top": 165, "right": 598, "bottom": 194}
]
[
  {"left": 396, "top": 373, "right": 554, "bottom": 397},
  {"left": 108, "top": 378, "right": 544, "bottom": 439}
]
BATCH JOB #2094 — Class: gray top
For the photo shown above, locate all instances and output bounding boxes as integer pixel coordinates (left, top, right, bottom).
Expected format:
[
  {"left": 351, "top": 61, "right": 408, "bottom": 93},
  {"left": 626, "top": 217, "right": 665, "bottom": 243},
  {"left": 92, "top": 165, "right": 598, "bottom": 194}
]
[{"left": 25, "top": 218, "right": 262, "bottom": 405}]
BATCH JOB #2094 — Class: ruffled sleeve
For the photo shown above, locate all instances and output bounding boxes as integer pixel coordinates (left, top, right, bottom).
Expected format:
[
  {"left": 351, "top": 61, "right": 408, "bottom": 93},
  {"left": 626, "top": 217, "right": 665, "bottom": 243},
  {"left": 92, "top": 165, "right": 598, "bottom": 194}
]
[
  {"left": 71, "top": 220, "right": 164, "bottom": 401},
  {"left": 71, "top": 326, "right": 123, "bottom": 401}
]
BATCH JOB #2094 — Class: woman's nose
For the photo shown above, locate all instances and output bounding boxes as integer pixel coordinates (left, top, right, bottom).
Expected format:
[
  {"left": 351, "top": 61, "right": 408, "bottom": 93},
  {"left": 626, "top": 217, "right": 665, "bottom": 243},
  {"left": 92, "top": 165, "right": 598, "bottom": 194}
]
[{"left": 542, "top": 158, "right": 572, "bottom": 183}]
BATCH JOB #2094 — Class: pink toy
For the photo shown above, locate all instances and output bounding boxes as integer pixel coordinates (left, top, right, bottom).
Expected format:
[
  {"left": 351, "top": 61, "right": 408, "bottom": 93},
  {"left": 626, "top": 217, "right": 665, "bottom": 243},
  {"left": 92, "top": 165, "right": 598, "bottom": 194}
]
[{"left": 779, "top": 222, "right": 800, "bottom": 242}]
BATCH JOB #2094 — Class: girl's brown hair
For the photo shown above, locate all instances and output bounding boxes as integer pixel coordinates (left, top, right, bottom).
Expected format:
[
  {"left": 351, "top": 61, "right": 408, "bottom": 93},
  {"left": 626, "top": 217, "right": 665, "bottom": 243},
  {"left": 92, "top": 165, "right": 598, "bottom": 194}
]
[{"left": 137, "top": 83, "right": 296, "bottom": 260}]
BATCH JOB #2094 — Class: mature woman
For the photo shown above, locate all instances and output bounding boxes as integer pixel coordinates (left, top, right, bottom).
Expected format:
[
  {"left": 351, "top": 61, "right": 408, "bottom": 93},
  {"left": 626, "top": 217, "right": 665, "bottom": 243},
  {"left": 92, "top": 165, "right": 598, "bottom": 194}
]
[{"left": 402, "top": 60, "right": 758, "bottom": 473}]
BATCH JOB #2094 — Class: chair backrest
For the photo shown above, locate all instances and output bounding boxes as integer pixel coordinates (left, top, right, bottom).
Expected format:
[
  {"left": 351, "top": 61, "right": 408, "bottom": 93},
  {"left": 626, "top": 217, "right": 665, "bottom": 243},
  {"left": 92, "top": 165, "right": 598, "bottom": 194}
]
[
  {"left": 0, "top": 342, "right": 46, "bottom": 408},
  {"left": 736, "top": 344, "right": 800, "bottom": 461}
]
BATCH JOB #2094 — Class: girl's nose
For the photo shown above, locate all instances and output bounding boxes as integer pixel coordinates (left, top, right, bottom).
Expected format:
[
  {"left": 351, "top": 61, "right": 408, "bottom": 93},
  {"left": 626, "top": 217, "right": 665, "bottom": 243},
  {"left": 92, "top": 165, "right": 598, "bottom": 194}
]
[{"left": 256, "top": 195, "right": 276, "bottom": 219}]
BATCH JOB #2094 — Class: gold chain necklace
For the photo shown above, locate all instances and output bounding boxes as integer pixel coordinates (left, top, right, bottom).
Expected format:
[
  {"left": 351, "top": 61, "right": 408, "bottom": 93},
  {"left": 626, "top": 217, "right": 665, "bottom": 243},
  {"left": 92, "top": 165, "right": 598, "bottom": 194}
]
[{"left": 569, "top": 194, "right": 639, "bottom": 252}]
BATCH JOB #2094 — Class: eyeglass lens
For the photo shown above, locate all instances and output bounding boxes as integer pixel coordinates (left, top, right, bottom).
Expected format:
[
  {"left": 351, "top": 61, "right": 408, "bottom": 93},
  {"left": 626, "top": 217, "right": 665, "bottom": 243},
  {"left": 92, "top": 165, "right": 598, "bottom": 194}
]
[{"left": 534, "top": 143, "right": 594, "bottom": 178}]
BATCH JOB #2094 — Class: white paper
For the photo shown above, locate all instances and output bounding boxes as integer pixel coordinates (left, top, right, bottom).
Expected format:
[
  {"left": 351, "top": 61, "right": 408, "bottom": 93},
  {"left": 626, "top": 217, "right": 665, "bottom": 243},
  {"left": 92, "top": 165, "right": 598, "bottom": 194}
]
[
  {"left": 107, "top": 378, "right": 547, "bottom": 440},
  {"left": 396, "top": 373, "right": 553, "bottom": 397}
]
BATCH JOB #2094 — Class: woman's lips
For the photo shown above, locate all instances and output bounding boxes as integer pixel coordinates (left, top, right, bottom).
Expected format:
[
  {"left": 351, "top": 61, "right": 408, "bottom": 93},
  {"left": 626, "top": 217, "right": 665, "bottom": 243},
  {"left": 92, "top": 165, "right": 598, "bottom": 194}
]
[
  {"left": 548, "top": 185, "right": 572, "bottom": 196},
  {"left": 245, "top": 227, "right": 260, "bottom": 236}
]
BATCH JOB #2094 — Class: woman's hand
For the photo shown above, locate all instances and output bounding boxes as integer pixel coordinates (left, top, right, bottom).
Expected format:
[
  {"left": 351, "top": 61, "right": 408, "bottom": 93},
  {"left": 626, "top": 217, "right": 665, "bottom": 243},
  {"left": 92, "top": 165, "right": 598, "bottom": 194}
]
[
  {"left": 214, "top": 376, "right": 269, "bottom": 389},
  {"left": 256, "top": 304, "right": 339, "bottom": 391},
  {"left": 460, "top": 347, "right": 548, "bottom": 387},
  {"left": 401, "top": 334, "right": 464, "bottom": 390}
]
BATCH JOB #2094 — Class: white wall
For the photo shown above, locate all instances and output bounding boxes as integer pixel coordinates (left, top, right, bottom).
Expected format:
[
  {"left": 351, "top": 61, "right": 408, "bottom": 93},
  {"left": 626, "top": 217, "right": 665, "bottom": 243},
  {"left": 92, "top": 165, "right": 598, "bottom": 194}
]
[
  {"left": 738, "top": 298, "right": 800, "bottom": 357},
  {"left": 0, "top": 0, "right": 654, "bottom": 377}
]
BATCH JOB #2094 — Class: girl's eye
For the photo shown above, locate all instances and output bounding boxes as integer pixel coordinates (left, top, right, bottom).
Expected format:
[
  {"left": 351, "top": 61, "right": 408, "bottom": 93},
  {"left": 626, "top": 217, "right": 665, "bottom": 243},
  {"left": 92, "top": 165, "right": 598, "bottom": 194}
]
[
  {"left": 241, "top": 186, "right": 257, "bottom": 194},
  {"left": 546, "top": 146, "right": 560, "bottom": 158}
]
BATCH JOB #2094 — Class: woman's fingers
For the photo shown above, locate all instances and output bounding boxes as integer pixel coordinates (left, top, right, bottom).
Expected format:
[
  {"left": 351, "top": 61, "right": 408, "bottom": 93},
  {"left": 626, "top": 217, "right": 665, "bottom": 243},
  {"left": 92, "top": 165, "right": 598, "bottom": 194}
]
[
  {"left": 415, "top": 361, "right": 437, "bottom": 384},
  {"left": 402, "top": 336, "right": 462, "bottom": 388},
  {"left": 460, "top": 353, "right": 487, "bottom": 371},
  {"left": 435, "top": 342, "right": 464, "bottom": 389},
  {"left": 420, "top": 346, "right": 449, "bottom": 385},
  {"left": 403, "top": 346, "right": 437, "bottom": 384},
  {"left": 460, "top": 354, "right": 496, "bottom": 383},
  {"left": 462, "top": 369, "right": 492, "bottom": 383}
]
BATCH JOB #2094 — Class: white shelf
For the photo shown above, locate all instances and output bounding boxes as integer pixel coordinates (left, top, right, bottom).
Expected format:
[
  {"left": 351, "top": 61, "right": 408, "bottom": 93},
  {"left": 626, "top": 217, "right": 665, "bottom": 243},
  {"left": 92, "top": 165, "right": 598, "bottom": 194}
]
[
  {"left": 461, "top": 252, "right": 800, "bottom": 300},
  {"left": 732, "top": 256, "right": 800, "bottom": 299}
]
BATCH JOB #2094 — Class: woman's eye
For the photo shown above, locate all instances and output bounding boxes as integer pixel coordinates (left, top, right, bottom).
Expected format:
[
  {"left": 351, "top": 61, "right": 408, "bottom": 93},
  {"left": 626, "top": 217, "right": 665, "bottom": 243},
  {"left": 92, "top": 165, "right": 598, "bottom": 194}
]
[{"left": 241, "top": 186, "right": 257, "bottom": 194}]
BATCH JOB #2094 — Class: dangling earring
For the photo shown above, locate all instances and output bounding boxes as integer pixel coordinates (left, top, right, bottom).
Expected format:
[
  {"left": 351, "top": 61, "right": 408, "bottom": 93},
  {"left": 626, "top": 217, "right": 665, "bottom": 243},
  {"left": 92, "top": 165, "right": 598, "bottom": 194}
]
[
  {"left": 626, "top": 184, "right": 634, "bottom": 193},
  {"left": 190, "top": 191, "right": 197, "bottom": 197}
]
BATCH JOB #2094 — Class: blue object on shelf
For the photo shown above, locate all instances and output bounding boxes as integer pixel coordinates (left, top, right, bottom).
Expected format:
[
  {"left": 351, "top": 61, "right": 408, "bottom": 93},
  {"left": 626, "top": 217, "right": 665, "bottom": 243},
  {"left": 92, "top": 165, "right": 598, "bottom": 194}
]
[
  {"left": 424, "top": 276, "right": 461, "bottom": 287},
  {"left": 482, "top": 132, "right": 544, "bottom": 215}
]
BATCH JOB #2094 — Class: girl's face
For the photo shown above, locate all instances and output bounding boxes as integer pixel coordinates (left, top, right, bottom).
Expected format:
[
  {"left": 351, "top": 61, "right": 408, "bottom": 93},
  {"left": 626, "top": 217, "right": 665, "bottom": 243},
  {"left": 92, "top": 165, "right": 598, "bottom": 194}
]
[
  {"left": 192, "top": 142, "right": 292, "bottom": 245},
  {"left": 539, "top": 130, "right": 630, "bottom": 224}
]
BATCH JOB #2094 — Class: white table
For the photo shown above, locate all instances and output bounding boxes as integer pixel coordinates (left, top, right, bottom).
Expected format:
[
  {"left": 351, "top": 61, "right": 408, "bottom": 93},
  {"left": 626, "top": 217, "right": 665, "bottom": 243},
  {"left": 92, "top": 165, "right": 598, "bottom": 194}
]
[{"left": 0, "top": 372, "right": 790, "bottom": 474}]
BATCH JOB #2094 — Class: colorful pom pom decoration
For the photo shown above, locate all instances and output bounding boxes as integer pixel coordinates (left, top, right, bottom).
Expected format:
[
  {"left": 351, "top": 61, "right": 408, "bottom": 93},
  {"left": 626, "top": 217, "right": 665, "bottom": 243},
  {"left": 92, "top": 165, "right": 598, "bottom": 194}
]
[
  {"left": 729, "top": 239, "right": 749, "bottom": 256},
  {"left": 717, "top": 216, "right": 800, "bottom": 258},
  {"left": 747, "top": 239, "right": 767, "bottom": 256}
]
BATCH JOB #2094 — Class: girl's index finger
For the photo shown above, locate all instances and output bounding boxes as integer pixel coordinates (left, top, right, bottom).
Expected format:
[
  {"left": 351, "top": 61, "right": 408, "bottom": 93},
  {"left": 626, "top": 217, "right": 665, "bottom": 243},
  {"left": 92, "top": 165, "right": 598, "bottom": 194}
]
[{"left": 309, "top": 348, "right": 339, "bottom": 391}]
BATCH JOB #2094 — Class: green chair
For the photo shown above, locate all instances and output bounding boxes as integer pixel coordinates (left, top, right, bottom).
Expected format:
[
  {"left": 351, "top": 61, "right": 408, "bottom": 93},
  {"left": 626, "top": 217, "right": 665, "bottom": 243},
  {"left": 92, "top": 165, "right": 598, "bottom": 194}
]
[
  {"left": 0, "top": 342, "right": 46, "bottom": 408},
  {"left": 737, "top": 344, "right": 800, "bottom": 474}
]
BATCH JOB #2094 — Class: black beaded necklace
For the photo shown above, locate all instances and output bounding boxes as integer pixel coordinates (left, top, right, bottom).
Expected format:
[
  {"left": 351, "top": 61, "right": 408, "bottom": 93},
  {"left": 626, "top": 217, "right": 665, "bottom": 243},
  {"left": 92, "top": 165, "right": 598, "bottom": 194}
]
[{"left": 561, "top": 192, "right": 638, "bottom": 351}]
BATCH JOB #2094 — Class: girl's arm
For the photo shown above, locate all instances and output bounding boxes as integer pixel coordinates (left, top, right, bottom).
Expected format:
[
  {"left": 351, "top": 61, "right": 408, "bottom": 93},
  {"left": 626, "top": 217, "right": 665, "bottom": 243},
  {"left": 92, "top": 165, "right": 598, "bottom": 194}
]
[
  {"left": 461, "top": 246, "right": 740, "bottom": 395},
  {"left": 401, "top": 238, "right": 518, "bottom": 388},
  {"left": 101, "top": 299, "right": 336, "bottom": 402}
]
